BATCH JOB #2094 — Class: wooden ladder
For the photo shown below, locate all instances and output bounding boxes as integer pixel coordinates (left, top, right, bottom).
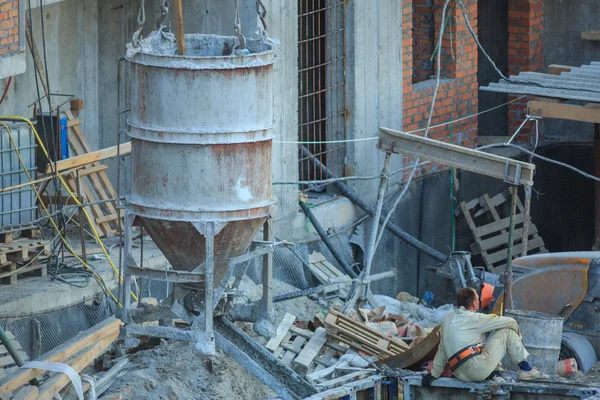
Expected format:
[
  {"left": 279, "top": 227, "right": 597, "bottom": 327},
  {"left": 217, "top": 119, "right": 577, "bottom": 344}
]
[{"left": 62, "top": 111, "right": 123, "bottom": 237}]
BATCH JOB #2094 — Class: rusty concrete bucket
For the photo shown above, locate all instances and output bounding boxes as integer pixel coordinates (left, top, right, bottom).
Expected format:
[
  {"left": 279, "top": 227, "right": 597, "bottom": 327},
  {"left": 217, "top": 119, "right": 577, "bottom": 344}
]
[{"left": 123, "top": 32, "right": 277, "bottom": 353}]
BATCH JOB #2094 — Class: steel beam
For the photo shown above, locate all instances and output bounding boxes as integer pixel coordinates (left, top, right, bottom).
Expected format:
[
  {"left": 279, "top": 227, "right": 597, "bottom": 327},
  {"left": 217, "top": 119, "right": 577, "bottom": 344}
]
[
  {"left": 125, "top": 266, "right": 204, "bottom": 283},
  {"left": 378, "top": 128, "right": 535, "bottom": 185}
]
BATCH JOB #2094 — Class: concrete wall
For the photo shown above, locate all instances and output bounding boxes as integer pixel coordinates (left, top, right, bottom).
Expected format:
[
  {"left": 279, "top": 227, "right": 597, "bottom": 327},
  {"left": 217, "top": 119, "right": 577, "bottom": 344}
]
[
  {"left": 345, "top": 0, "right": 404, "bottom": 201},
  {"left": 542, "top": 0, "right": 600, "bottom": 142},
  {"left": 1, "top": 0, "right": 406, "bottom": 242},
  {"left": 0, "top": 0, "right": 99, "bottom": 149}
]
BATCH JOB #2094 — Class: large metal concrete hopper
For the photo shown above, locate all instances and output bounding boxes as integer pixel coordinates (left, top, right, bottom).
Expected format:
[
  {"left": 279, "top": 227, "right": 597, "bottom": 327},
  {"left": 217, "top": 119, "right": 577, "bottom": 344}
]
[{"left": 121, "top": 32, "right": 277, "bottom": 354}]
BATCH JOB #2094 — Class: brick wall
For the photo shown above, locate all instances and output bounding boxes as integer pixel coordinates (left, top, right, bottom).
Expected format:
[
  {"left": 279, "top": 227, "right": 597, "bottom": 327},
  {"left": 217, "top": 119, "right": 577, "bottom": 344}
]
[
  {"left": 412, "top": 0, "right": 435, "bottom": 83},
  {"left": 0, "top": 0, "right": 19, "bottom": 58},
  {"left": 402, "top": 0, "right": 478, "bottom": 180},
  {"left": 507, "top": 0, "right": 544, "bottom": 142}
]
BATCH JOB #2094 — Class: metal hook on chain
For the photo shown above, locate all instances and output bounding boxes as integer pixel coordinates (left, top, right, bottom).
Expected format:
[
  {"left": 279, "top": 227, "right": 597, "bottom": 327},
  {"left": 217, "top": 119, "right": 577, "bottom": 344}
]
[
  {"left": 156, "top": 0, "right": 169, "bottom": 30},
  {"left": 132, "top": 0, "right": 146, "bottom": 48},
  {"left": 256, "top": 0, "right": 268, "bottom": 32},
  {"left": 233, "top": 0, "right": 246, "bottom": 50}
]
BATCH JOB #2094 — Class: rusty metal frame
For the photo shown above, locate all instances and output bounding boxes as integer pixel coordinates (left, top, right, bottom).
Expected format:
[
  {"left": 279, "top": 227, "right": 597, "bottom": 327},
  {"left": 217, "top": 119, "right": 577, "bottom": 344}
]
[{"left": 298, "top": 0, "right": 347, "bottom": 187}]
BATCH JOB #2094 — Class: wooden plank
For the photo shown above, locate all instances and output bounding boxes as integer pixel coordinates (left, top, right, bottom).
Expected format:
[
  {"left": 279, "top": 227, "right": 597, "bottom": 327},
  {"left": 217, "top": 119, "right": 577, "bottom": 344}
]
[
  {"left": 12, "top": 386, "right": 38, "bottom": 400},
  {"left": 378, "top": 127, "right": 535, "bottom": 186},
  {"left": 486, "top": 236, "right": 546, "bottom": 266},
  {"left": 266, "top": 313, "right": 296, "bottom": 352},
  {"left": 67, "top": 119, "right": 82, "bottom": 128},
  {"left": 474, "top": 213, "right": 525, "bottom": 238},
  {"left": 172, "top": 0, "right": 186, "bottom": 55},
  {"left": 309, "top": 252, "right": 328, "bottom": 264},
  {"left": 45, "top": 143, "right": 131, "bottom": 174},
  {"left": 294, "top": 327, "right": 328, "bottom": 371},
  {"left": 36, "top": 332, "right": 119, "bottom": 400},
  {"left": 547, "top": 64, "right": 574, "bottom": 75},
  {"left": 0, "top": 318, "right": 122, "bottom": 393},
  {"left": 473, "top": 192, "right": 507, "bottom": 218},
  {"left": 0, "top": 233, "right": 12, "bottom": 244},
  {"left": 317, "top": 371, "right": 372, "bottom": 390},
  {"left": 581, "top": 31, "right": 600, "bottom": 41},
  {"left": 79, "top": 165, "right": 108, "bottom": 176},
  {"left": 281, "top": 336, "right": 305, "bottom": 367},
  {"left": 0, "top": 351, "right": 28, "bottom": 368},
  {"left": 459, "top": 202, "right": 479, "bottom": 235},
  {"left": 477, "top": 225, "right": 539, "bottom": 253},
  {"left": 273, "top": 331, "right": 293, "bottom": 358},
  {"left": 75, "top": 178, "right": 111, "bottom": 234},
  {"left": 95, "top": 214, "right": 119, "bottom": 225},
  {"left": 0, "top": 166, "right": 85, "bottom": 194},
  {"left": 529, "top": 101, "right": 600, "bottom": 124}
]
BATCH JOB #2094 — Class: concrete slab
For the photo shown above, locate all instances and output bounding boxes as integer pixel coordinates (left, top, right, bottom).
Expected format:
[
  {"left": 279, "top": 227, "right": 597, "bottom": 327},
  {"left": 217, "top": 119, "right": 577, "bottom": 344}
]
[{"left": 0, "top": 236, "right": 169, "bottom": 319}]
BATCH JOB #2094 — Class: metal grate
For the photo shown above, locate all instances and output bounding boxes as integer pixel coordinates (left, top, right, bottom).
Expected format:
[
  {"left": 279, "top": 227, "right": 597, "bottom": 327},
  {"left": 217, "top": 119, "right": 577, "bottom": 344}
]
[{"left": 298, "top": 0, "right": 347, "bottom": 190}]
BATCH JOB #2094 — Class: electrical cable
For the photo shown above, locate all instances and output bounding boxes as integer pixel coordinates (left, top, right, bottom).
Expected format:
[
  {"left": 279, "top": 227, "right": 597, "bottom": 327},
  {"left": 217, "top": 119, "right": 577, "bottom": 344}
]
[
  {"left": 0, "top": 121, "right": 121, "bottom": 305},
  {"left": 26, "top": 0, "right": 67, "bottom": 253},
  {"left": 273, "top": 95, "right": 527, "bottom": 145},
  {"left": 2, "top": 116, "right": 138, "bottom": 303},
  {"left": 371, "top": 0, "right": 453, "bottom": 256},
  {"left": 0, "top": 77, "right": 12, "bottom": 105}
]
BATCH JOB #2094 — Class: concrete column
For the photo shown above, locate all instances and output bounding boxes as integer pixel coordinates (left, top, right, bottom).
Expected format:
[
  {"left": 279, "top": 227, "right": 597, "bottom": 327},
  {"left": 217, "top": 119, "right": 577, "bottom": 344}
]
[
  {"left": 261, "top": 0, "right": 299, "bottom": 229},
  {"left": 345, "top": 0, "right": 403, "bottom": 203}
]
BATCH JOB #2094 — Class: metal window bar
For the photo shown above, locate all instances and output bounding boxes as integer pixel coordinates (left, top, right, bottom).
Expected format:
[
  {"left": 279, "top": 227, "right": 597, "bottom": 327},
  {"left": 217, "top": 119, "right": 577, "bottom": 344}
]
[{"left": 298, "top": 0, "right": 347, "bottom": 191}]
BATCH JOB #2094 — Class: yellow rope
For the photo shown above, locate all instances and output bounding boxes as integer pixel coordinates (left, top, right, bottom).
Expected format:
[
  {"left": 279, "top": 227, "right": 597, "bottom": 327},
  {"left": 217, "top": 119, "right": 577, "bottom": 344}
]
[{"left": 1, "top": 117, "right": 137, "bottom": 304}]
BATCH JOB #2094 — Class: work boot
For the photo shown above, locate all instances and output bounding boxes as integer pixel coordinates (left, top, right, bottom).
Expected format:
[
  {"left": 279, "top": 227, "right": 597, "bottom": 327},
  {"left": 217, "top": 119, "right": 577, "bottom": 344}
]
[{"left": 518, "top": 367, "right": 550, "bottom": 381}]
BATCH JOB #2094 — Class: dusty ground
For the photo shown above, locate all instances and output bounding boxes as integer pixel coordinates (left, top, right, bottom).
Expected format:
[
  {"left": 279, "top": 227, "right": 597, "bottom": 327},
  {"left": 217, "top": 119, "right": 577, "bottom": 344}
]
[{"left": 104, "top": 340, "right": 276, "bottom": 400}]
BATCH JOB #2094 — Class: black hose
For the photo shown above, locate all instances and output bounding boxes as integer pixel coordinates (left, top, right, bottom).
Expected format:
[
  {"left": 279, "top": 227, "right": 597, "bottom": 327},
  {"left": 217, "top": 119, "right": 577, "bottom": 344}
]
[
  {"left": 301, "top": 146, "right": 446, "bottom": 263},
  {"left": 299, "top": 201, "right": 358, "bottom": 279},
  {"left": 273, "top": 286, "right": 323, "bottom": 303}
]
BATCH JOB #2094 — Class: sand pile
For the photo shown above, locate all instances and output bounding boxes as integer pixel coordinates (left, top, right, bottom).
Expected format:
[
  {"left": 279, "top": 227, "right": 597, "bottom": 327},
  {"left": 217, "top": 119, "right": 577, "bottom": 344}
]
[{"left": 104, "top": 340, "right": 275, "bottom": 400}]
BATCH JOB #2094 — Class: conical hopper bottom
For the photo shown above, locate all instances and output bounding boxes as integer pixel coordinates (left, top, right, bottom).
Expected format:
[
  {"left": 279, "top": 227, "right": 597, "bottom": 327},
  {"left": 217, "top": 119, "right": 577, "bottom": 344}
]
[{"left": 139, "top": 216, "right": 266, "bottom": 291}]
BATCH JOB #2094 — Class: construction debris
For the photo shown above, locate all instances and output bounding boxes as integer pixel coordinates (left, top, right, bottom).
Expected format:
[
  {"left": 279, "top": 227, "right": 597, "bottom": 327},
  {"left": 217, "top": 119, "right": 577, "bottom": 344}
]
[
  {"left": 0, "top": 317, "right": 121, "bottom": 399},
  {"left": 102, "top": 340, "right": 276, "bottom": 400}
]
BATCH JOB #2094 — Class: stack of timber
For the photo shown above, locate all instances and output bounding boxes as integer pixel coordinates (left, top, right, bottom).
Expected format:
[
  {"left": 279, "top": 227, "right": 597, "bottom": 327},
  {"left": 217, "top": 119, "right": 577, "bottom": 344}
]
[
  {"left": 0, "top": 317, "right": 122, "bottom": 399},
  {"left": 323, "top": 310, "right": 409, "bottom": 359},
  {"left": 266, "top": 313, "right": 381, "bottom": 392},
  {"left": 0, "top": 233, "right": 49, "bottom": 285},
  {"left": 457, "top": 190, "right": 547, "bottom": 273},
  {"left": 307, "top": 252, "right": 351, "bottom": 300}
]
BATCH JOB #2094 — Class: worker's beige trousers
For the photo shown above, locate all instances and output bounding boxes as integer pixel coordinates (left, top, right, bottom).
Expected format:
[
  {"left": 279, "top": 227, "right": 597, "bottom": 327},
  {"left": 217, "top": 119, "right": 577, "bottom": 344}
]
[{"left": 454, "top": 328, "right": 530, "bottom": 382}]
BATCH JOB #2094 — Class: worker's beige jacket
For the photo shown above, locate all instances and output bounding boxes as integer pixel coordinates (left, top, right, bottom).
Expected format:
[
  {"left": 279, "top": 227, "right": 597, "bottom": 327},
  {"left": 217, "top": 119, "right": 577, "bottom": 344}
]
[{"left": 431, "top": 307, "right": 520, "bottom": 379}]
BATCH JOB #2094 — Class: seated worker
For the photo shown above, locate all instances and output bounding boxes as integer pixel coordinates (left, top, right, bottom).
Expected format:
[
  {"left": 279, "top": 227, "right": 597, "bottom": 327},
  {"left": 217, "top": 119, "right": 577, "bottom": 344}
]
[{"left": 423, "top": 287, "right": 549, "bottom": 386}]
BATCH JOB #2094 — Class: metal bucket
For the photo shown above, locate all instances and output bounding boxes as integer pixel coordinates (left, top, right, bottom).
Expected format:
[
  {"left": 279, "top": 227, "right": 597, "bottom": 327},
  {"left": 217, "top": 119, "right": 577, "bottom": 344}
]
[
  {"left": 504, "top": 310, "right": 563, "bottom": 376},
  {"left": 126, "top": 32, "right": 277, "bottom": 291}
]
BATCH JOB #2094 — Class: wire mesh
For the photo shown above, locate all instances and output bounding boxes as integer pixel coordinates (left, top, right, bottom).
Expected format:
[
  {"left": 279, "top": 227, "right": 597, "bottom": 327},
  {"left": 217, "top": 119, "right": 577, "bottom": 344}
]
[
  {"left": 298, "top": 0, "right": 347, "bottom": 190},
  {"left": 0, "top": 296, "right": 113, "bottom": 360}
]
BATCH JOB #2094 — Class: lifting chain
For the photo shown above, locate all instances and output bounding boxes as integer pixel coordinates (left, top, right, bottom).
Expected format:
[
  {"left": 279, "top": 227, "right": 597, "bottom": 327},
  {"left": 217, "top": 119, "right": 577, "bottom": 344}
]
[
  {"left": 233, "top": 0, "right": 246, "bottom": 50},
  {"left": 156, "top": 0, "right": 169, "bottom": 30},
  {"left": 256, "top": 0, "right": 268, "bottom": 32},
  {"left": 132, "top": 0, "right": 146, "bottom": 48}
]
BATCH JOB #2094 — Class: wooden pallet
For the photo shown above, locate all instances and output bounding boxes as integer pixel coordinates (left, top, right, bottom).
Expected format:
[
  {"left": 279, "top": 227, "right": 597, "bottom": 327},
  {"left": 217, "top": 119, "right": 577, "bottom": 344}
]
[
  {"left": 266, "top": 314, "right": 354, "bottom": 375},
  {"left": 308, "top": 252, "right": 351, "bottom": 300},
  {"left": 0, "top": 230, "right": 42, "bottom": 245},
  {"left": 0, "top": 240, "right": 49, "bottom": 285},
  {"left": 62, "top": 110, "right": 123, "bottom": 237},
  {"left": 457, "top": 190, "right": 547, "bottom": 274},
  {"left": 324, "top": 310, "right": 409, "bottom": 360}
]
